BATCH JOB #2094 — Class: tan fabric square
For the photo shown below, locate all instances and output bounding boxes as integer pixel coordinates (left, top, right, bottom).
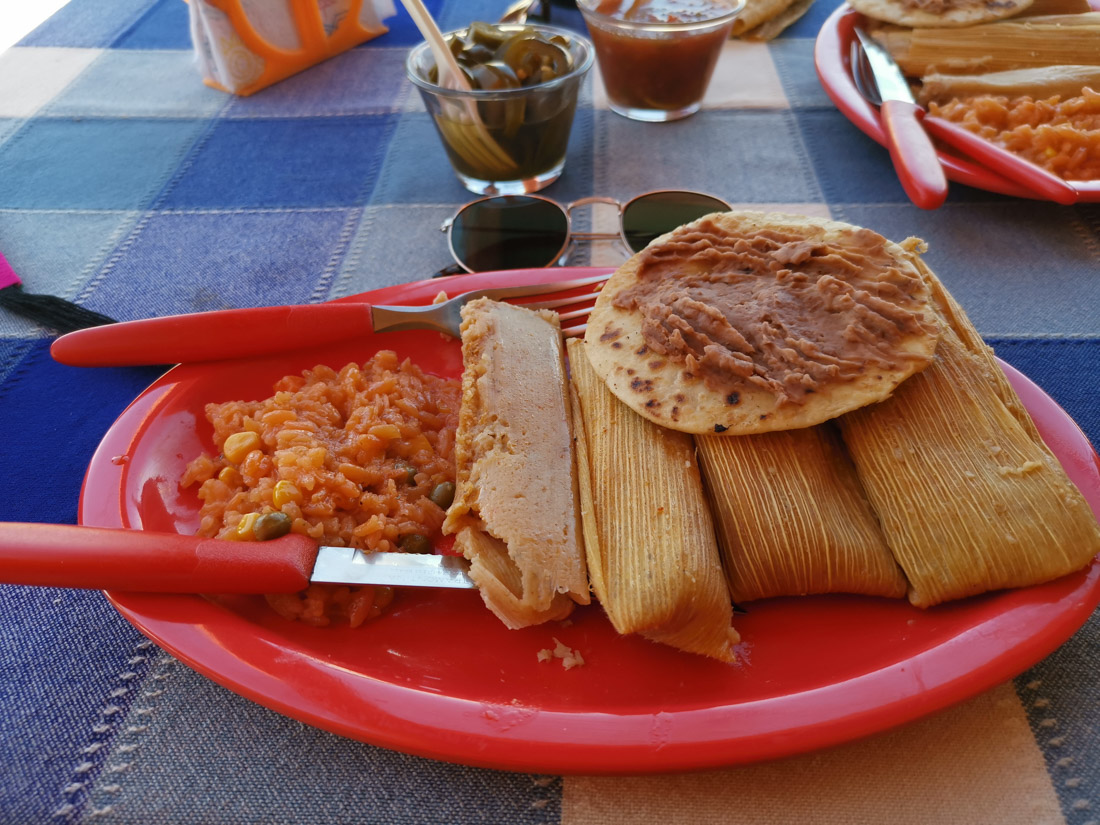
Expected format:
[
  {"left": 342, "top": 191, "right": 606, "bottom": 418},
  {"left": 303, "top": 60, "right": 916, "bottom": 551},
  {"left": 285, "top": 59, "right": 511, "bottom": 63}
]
[{"left": 564, "top": 682, "right": 1063, "bottom": 825}]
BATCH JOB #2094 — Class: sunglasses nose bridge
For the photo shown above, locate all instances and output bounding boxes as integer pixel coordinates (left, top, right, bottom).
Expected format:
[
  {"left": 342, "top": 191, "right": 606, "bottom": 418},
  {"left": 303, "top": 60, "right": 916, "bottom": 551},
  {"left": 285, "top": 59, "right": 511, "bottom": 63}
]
[{"left": 564, "top": 196, "right": 626, "bottom": 241}]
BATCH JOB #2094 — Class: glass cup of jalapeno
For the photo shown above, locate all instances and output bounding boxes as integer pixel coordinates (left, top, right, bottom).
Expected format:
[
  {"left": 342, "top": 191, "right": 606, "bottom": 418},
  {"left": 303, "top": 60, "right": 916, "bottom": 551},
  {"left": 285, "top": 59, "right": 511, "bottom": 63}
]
[{"left": 406, "top": 22, "right": 594, "bottom": 195}]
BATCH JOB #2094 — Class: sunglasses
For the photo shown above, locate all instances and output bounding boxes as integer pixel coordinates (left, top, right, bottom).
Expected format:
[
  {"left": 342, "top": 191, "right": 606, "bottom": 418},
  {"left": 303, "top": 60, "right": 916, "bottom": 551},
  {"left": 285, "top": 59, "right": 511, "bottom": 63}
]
[{"left": 440, "top": 190, "right": 732, "bottom": 273}]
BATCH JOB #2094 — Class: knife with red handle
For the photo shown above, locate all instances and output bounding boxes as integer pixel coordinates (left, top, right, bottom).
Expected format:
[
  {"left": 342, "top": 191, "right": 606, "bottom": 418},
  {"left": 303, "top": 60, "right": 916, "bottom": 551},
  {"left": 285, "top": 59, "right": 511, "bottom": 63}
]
[
  {"left": 879, "top": 98, "right": 949, "bottom": 210},
  {"left": 50, "top": 302, "right": 376, "bottom": 367},
  {"left": 854, "top": 28, "right": 947, "bottom": 210},
  {"left": 1, "top": 523, "right": 475, "bottom": 592}
]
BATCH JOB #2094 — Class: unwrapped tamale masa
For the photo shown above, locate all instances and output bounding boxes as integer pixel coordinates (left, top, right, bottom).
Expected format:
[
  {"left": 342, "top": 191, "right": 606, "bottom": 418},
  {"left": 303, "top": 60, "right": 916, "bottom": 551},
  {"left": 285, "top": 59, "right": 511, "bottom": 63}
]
[{"left": 443, "top": 299, "right": 589, "bottom": 628}]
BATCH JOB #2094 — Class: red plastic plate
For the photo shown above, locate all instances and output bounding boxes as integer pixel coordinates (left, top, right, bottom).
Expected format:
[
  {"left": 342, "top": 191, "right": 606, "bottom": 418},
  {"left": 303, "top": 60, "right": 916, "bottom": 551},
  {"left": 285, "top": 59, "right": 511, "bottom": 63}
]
[
  {"left": 814, "top": 3, "right": 1100, "bottom": 202},
  {"left": 80, "top": 268, "right": 1100, "bottom": 774}
]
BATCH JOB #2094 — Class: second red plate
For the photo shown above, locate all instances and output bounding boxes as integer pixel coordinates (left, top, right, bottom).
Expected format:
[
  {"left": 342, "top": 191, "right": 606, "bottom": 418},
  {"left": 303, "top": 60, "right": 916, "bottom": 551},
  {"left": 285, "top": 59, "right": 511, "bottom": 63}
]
[{"left": 814, "top": 3, "right": 1100, "bottom": 202}]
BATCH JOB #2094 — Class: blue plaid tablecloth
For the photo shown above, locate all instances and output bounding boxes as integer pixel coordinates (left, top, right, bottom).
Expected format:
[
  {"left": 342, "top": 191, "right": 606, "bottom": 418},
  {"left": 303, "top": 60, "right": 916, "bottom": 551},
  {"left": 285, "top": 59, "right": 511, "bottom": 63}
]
[{"left": 1, "top": 1, "right": 1098, "bottom": 823}]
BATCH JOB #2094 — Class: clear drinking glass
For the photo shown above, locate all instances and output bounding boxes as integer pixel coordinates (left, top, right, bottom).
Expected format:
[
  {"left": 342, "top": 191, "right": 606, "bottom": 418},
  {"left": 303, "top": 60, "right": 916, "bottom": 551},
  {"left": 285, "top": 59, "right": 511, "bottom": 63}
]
[
  {"left": 577, "top": 0, "right": 745, "bottom": 122},
  {"left": 405, "top": 25, "right": 594, "bottom": 195}
]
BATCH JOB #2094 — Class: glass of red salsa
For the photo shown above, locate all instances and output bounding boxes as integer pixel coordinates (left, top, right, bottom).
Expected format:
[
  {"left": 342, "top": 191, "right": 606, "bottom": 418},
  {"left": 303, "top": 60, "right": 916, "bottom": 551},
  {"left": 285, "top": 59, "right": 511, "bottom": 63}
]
[{"left": 578, "top": 0, "right": 745, "bottom": 122}]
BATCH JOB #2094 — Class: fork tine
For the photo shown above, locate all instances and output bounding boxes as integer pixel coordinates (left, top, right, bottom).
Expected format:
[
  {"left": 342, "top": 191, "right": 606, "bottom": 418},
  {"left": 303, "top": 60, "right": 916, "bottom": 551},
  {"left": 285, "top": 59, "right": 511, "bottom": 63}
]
[
  {"left": 476, "top": 272, "right": 610, "bottom": 302},
  {"left": 520, "top": 290, "right": 602, "bottom": 311},
  {"left": 371, "top": 272, "right": 611, "bottom": 337},
  {"left": 552, "top": 303, "right": 597, "bottom": 323},
  {"left": 849, "top": 33, "right": 881, "bottom": 106},
  {"left": 499, "top": 272, "right": 604, "bottom": 333}
]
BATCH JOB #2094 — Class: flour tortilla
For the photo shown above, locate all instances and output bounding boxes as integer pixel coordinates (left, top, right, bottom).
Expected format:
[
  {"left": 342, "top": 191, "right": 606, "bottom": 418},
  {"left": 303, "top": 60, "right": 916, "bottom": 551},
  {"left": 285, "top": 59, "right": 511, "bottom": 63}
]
[
  {"left": 583, "top": 211, "right": 941, "bottom": 436},
  {"left": 848, "top": 0, "right": 1033, "bottom": 28}
]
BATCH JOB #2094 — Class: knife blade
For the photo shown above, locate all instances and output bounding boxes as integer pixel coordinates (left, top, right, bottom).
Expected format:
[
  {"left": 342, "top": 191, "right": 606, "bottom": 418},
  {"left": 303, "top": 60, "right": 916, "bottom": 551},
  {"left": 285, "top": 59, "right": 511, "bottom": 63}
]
[
  {"left": 853, "top": 27, "right": 948, "bottom": 210},
  {"left": 1, "top": 523, "right": 476, "bottom": 592}
]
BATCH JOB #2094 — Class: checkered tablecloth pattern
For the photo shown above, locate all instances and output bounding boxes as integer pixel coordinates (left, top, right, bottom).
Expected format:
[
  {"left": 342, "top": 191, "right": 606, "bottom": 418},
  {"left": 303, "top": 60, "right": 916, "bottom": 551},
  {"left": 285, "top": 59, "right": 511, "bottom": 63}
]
[{"left": 1, "top": 1, "right": 1097, "bottom": 822}]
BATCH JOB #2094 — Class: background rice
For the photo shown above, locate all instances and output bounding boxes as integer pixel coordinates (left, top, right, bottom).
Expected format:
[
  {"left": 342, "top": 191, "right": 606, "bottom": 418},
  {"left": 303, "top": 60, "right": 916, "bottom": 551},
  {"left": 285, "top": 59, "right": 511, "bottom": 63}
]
[
  {"left": 929, "top": 87, "right": 1100, "bottom": 180},
  {"left": 182, "top": 351, "right": 461, "bottom": 627}
]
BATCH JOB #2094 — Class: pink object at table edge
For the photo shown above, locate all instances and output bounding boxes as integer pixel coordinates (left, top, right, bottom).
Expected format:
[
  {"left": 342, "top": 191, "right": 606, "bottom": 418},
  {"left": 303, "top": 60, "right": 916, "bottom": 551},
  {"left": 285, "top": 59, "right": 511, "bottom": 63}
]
[{"left": 0, "top": 251, "right": 21, "bottom": 289}]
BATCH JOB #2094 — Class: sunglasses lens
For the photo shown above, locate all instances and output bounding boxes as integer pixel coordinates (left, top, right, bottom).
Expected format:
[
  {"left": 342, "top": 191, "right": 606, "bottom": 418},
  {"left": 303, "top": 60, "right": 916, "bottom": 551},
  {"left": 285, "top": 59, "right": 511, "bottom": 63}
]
[
  {"left": 621, "top": 192, "right": 731, "bottom": 252},
  {"left": 449, "top": 196, "right": 569, "bottom": 272}
]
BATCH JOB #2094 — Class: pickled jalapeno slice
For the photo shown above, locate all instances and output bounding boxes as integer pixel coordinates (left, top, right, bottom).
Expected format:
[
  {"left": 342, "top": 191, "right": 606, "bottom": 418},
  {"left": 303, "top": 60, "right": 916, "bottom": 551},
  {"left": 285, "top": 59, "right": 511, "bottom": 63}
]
[
  {"left": 440, "top": 23, "right": 575, "bottom": 90},
  {"left": 466, "top": 61, "right": 522, "bottom": 91},
  {"left": 496, "top": 35, "right": 572, "bottom": 84}
]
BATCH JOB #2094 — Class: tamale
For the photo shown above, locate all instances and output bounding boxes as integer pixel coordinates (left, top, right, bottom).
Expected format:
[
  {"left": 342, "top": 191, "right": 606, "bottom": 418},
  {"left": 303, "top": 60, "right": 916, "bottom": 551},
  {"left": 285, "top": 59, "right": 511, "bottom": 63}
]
[
  {"left": 567, "top": 338, "right": 739, "bottom": 662},
  {"left": 443, "top": 299, "right": 589, "bottom": 629},
  {"left": 697, "top": 425, "right": 909, "bottom": 603},
  {"left": 872, "top": 14, "right": 1100, "bottom": 76},
  {"left": 917, "top": 65, "right": 1100, "bottom": 106},
  {"left": 837, "top": 249, "right": 1100, "bottom": 608},
  {"left": 731, "top": 0, "right": 804, "bottom": 37},
  {"left": 739, "top": 0, "right": 815, "bottom": 41}
]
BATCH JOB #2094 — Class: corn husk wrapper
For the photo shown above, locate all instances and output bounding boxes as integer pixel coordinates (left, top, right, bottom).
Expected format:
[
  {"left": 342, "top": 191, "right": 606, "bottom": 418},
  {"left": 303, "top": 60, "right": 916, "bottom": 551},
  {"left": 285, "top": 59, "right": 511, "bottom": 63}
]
[
  {"left": 567, "top": 339, "right": 739, "bottom": 662},
  {"left": 732, "top": 0, "right": 810, "bottom": 37},
  {"left": 872, "top": 13, "right": 1100, "bottom": 77},
  {"left": 837, "top": 250, "right": 1100, "bottom": 608},
  {"left": 917, "top": 64, "right": 1100, "bottom": 105},
  {"left": 737, "top": 0, "right": 815, "bottom": 41},
  {"left": 697, "top": 425, "right": 908, "bottom": 603}
]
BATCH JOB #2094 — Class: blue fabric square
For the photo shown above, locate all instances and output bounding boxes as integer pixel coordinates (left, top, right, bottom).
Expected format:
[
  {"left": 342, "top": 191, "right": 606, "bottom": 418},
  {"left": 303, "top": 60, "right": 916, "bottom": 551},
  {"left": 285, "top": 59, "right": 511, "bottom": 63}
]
[
  {"left": 0, "top": 209, "right": 140, "bottom": 337},
  {"left": 78, "top": 665, "right": 564, "bottom": 825},
  {"left": 44, "top": 50, "right": 227, "bottom": 118},
  {"left": 782, "top": 0, "right": 845, "bottom": 40},
  {"left": 0, "top": 118, "right": 21, "bottom": 146},
  {"left": 113, "top": 0, "right": 192, "bottom": 50},
  {"left": 18, "top": 0, "right": 156, "bottom": 48},
  {"left": 375, "top": 0, "right": 445, "bottom": 45},
  {"left": 225, "top": 49, "right": 408, "bottom": 118},
  {"left": 0, "top": 586, "right": 150, "bottom": 825},
  {"left": 796, "top": 109, "right": 912, "bottom": 203},
  {"left": 373, "top": 111, "right": 499, "bottom": 203},
  {"left": 1016, "top": 602, "right": 1100, "bottom": 824},
  {"left": 794, "top": 109, "right": 999, "bottom": 204},
  {"left": 0, "top": 340, "right": 165, "bottom": 522},
  {"left": 334, "top": 204, "right": 458, "bottom": 295},
  {"left": 0, "top": 339, "right": 163, "bottom": 824},
  {"left": 78, "top": 209, "right": 359, "bottom": 319},
  {"left": 160, "top": 116, "right": 394, "bottom": 208},
  {"left": 0, "top": 339, "right": 34, "bottom": 386},
  {"left": 597, "top": 109, "right": 823, "bottom": 204},
  {"left": 770, "top": 38, "right": 836, "bottom": 110},
  {"left": 836, "top": 203, "right": 1100, "bottom": 338},
  {"left": 985, "top": 340, "right": 1100, "bottom": 445},
  {"left": 0, "top": 118, "right": 207, "bottom": 210},
  {"left": 439, "top": 0, "right": 503, "bottom": 30}
]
